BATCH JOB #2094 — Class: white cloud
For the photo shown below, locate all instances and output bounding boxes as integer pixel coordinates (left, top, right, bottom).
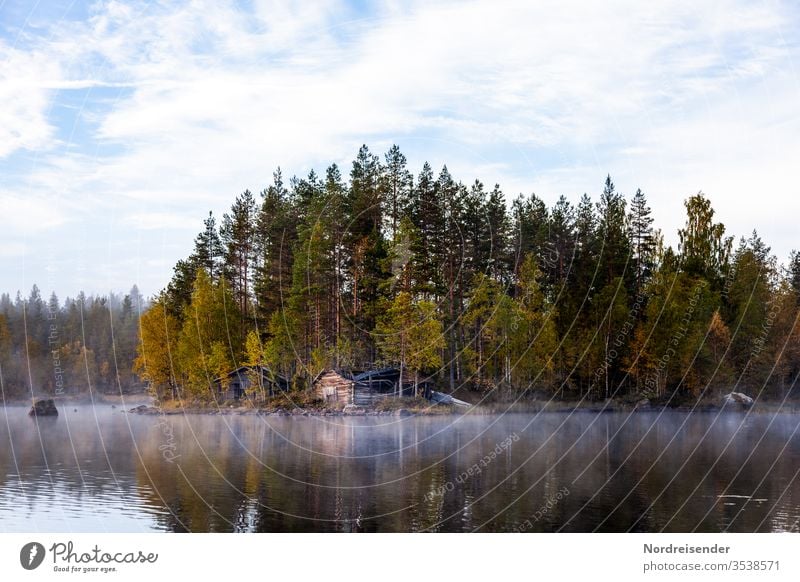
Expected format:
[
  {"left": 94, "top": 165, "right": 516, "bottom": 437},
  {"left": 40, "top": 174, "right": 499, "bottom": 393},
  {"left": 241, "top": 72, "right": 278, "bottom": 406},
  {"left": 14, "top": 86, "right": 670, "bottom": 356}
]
[
  {"left": 126, "top": 211, "right": 203, "bottom": 230},
  {"left": 0, "top": 41, "right": 58, "bottom": 157},
  {"left": 0, "top": 194, "right": 68, "bottom": 234},
  {"left": 0, "top": 242, "right": 27, "bottom": 258},
  {"left": 1, "top": 0, "right": 798, "bottom": 296}
]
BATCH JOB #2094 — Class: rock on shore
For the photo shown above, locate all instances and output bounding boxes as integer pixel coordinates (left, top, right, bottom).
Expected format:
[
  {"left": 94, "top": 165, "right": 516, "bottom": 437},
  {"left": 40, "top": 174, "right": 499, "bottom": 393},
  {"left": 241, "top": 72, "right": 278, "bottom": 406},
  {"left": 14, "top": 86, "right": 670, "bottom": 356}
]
[
  {"left": 29, "top": 399, "right": 58, "bottom": 417},
  {"left": 721, "top": 392, "right": 754, "bottom": 408}
]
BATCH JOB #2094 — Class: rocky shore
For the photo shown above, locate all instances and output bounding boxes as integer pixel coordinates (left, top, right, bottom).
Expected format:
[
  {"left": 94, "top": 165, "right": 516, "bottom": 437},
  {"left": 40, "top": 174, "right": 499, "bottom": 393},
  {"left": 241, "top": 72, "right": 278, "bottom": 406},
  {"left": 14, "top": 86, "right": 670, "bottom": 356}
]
[
  {"left": 125, "top": 391, "right": 788, "bottom": 417},
  {"left": 126, "top": 403, "right": 423, "bottom": 417}
]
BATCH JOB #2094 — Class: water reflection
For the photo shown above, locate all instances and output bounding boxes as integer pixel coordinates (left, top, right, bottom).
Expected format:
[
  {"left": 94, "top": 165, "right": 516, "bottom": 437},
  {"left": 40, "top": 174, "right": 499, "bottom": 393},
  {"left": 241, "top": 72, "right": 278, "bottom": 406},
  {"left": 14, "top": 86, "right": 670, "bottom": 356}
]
[{"left": 1, "top": 405, "right": 798, "bottom": 532}]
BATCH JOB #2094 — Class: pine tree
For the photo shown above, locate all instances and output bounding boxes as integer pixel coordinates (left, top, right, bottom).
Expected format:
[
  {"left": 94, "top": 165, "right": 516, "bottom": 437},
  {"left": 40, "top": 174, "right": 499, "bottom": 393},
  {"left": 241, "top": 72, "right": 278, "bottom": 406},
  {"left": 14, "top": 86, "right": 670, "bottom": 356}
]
[
  {"left": 165, "top": 213, "right": 224, "bottom": 316},
  {"left": 220, "top": 189, "right": 257, "bottom": 317},
  {"left": 347, "top": 146, "right": 387, "bottom": 361},
  {"left": 193, "top": 211, "right": 224, "bottom": 282},
  {"left": 438, "top": 168, "right": 466, "bottom": 390},
  {"left": 485, "top": 184, "right": 512, "bottom": 284},
  {"left": 322, "top": 164, "right": 349, "bottom": 366},
  {"left": 383, "top": 144, "right": 412, "bottom": 240},
  {"left": 252, "top": 168, "right": 297, "bottom": 329},
  {"left": 510, "top": 192, "right": 549, "bottom": 278},
  {"left": 408, "top": 162, "right": 445, "bottom": 298},
  {"left": 789, "top": 251, "right": 800, "bottom": 294},
  {"left": 596, "top": 175, "right": 631, "bottom": 290},
  {"left": 286, "top": 172, "right": 338, "bottom": 371},
  {"left": 463, "top": 180, "right": 490, "bottom": 280},
  {"left": 724, "top": 232, "right": 777, "bottom": 382},
  {"left": 558, "top": 193, "right": 598, "bottom": 385},
  {"left": 545, "top": 195, "right": 575, "bottom": 292},
  {"left": 349, "top": 144, "right": 383, "bottom": 236},
  {"left": 628, "top": 188, "right": 655, "bottom": 296}
]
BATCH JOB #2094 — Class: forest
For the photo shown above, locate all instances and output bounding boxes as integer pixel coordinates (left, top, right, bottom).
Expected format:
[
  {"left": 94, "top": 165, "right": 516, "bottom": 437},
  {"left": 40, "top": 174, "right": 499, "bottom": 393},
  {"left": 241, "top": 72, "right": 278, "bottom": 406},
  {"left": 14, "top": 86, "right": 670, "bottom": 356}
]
[
  {"left": 0, "top": 287, "right": 143, "bottom": 399},
  {"left": 4, "top": 144, "right": 800, "bottom": 405},
  {"left": 132, "top": 144, "right": 800, "bottom": 406}
]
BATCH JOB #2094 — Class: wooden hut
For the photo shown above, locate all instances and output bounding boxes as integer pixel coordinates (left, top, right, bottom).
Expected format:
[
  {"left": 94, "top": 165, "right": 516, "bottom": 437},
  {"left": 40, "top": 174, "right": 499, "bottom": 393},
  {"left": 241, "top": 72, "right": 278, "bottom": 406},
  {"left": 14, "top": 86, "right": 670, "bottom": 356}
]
[
  {"left": 312, "top": 369, "right": 360, "bottom": 404},
  {"left": 312, "top": 368, "right": 434, "bottom": 406},
  {"left": 214, "top": 365, "right": 289, "bottom": 401}
]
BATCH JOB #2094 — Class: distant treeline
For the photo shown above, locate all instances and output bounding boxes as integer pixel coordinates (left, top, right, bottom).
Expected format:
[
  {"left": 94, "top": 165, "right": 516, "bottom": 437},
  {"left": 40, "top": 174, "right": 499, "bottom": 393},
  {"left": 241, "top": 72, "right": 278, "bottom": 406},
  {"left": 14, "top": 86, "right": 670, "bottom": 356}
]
[
  {"left": 0, "top": 287, "right": 143, "bottom": 398},
  {"left": 133, "top": 144, "right": 800, "bottom": 403}
]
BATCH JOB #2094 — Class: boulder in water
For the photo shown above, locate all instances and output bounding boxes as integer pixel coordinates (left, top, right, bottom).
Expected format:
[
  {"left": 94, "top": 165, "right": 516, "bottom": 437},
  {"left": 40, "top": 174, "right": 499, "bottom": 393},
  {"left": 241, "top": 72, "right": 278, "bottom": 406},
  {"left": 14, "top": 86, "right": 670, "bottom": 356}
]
[
  {"left": 29, "top": 399, "right": 58, "bottom": 417},
  {"left": 721, "top": 392, "right": 754, "bottom": 408}
]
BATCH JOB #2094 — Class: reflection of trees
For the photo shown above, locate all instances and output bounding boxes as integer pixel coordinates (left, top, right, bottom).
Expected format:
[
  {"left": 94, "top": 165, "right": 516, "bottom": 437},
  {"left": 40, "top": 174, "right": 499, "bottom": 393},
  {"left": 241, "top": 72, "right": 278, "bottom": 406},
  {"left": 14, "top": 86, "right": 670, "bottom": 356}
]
[
  {"left": 1, "top": 409, "right": 799, "bottom": 532},
  {"left": 0, "top": 407, "right": 146, "bottom": 522}
]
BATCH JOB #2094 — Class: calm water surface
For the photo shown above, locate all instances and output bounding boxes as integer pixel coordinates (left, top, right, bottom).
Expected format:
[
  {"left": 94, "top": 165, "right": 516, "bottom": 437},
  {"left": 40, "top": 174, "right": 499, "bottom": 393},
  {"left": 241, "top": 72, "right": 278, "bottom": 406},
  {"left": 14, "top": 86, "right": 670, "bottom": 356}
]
[{"left": 1, "top": 405, "right": 799, "bottom": 532}]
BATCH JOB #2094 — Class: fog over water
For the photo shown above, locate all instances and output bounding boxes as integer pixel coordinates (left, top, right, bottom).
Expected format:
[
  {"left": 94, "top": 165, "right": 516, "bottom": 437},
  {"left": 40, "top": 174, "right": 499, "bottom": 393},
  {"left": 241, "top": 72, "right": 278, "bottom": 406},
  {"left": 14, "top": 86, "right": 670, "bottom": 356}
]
[{"left": 1, "top": 405, "right": 798, "bottom": 532}]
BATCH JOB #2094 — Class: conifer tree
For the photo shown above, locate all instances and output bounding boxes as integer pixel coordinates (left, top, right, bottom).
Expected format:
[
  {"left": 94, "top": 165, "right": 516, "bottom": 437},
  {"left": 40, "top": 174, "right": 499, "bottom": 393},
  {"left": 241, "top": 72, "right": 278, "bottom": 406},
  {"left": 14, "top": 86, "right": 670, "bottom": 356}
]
[
  {"left": 252, "top": 169, "right": 297, "bottom": 329},
  {"left": 383, "top": 144, "right": 412, "bottom": 240},
  {"left": 628, "top": 188, "right": 655, "bottom": 296},
  {"left": 221, "top": 189, "right": 257, "bottom": 317}
]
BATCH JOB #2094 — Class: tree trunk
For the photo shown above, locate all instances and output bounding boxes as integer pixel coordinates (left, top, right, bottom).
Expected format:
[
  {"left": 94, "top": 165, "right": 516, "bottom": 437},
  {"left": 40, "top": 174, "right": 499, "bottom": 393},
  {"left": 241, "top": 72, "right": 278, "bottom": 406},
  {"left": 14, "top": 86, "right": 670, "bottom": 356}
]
[
  {"left": 605, "top": 331, "right": 610, "bottom": 400},
  {"left": 399, "top": 359, "right": 404, "bottom": 399}
]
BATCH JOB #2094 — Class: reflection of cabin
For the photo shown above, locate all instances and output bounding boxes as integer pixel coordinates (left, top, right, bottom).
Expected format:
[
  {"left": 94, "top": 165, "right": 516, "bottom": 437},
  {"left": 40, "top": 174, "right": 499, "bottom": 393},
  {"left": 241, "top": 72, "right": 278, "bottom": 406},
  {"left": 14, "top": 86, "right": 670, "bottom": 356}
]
[
  {"left": 214, "top": 365, "right": 289, "bottom": 400},
  {"left": 312, "top": 368, "right": 433, "bottom": 406}
]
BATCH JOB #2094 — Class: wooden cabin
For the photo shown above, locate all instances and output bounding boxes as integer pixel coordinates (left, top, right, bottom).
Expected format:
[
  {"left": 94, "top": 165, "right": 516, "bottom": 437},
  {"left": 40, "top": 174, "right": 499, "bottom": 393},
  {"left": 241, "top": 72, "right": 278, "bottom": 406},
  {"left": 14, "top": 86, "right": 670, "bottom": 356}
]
[
  {"left": 312, "top": 368, "right": 433, "bottom": 406},
  {"left": 214, "top": 365, "right": 289, "bottom": 401},
  {"left": 312, "top": 369, "right": 360, "bottom": 404}
]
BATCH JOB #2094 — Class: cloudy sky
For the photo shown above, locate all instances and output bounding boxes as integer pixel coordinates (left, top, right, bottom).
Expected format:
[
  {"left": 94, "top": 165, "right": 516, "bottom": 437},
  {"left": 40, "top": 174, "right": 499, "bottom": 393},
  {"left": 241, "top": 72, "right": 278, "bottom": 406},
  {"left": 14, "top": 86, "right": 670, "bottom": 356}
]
[{"left": 1, "top": 0, "right": 798, "bottom": 298}]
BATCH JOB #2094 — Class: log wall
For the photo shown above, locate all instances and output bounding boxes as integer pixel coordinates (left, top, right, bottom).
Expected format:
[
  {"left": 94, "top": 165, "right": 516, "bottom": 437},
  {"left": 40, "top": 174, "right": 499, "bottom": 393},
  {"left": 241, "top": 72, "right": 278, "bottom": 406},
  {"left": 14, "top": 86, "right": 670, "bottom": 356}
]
[{"left": 314, "top": 370, "right": 354, "bottom": 404}]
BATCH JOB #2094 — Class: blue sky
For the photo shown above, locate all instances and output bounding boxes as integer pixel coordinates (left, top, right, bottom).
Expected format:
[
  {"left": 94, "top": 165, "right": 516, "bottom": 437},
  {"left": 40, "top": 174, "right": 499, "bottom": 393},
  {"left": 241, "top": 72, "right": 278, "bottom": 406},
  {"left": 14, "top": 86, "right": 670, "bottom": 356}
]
[{"left": 1, "top": 0, "right": 799, "bottom": 298}]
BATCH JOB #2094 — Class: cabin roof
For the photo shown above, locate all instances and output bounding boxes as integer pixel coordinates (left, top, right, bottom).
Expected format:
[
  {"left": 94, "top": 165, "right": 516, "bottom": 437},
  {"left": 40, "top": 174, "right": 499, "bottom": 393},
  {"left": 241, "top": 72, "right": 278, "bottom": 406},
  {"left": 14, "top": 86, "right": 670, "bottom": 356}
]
[
  {"left": 352, "top": 368, "right": 400, "bottom": 382},
  {"left": 353, "top": 367, "right": 435, "bottom": 387}
]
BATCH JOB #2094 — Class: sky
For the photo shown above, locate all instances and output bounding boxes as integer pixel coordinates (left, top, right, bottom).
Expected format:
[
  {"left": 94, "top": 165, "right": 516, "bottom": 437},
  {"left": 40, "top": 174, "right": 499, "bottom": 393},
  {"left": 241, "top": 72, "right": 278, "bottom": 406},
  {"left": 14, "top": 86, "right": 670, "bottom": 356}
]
[{"left": 1, "top": 0, "right": 799, "bottom": 299}]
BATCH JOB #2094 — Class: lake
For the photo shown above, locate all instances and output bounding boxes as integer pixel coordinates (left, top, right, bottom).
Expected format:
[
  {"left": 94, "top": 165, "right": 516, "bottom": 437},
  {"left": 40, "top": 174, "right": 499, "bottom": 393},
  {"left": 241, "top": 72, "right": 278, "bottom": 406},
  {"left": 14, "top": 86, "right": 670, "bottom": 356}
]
[{"left": 1, "top": 405, "right": 798, "bottom": 532}]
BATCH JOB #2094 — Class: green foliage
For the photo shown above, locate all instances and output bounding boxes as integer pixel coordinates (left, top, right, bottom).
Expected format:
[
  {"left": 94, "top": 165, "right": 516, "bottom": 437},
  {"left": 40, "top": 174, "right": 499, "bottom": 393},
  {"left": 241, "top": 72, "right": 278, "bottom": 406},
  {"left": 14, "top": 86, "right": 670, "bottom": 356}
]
[
  {"left": 135, "top": 293, "right": 179, "bottom": 400},
  {"left": 376, "top": 292, "right": 445, "bottom": 393},
  {"left": 121, "top": 146, "right": 800, "bottom": 405},
  {"left": 175, "top": 269, "right": 242, "bottom": 399},
  {"left": 678, "top": 192, "right": 733, "bottom": 285},
  {"left": 0, "top": 286, "right": 142, "bottom": 398}
]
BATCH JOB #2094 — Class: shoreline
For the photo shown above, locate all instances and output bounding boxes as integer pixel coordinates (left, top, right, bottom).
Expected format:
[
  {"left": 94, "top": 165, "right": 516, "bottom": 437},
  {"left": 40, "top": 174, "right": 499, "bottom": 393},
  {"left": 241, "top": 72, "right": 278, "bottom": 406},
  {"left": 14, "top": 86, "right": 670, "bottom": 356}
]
[
  {"left": 6, "top": 394, "right": 800, "bottom": 417},
  {"left": 123, "top": 399, "right": 800, "bottom": 417}
]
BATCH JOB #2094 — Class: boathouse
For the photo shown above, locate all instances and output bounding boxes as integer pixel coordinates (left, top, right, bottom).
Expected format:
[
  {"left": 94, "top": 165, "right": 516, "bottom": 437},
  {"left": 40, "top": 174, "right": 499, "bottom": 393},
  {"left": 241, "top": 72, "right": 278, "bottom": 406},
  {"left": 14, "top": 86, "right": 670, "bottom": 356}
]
[
  {"left": 352, "top": 368, "right": 434, "bottom": 399},
  {"left": 214, "top": 365, "right": 289, "bottom": 400}
]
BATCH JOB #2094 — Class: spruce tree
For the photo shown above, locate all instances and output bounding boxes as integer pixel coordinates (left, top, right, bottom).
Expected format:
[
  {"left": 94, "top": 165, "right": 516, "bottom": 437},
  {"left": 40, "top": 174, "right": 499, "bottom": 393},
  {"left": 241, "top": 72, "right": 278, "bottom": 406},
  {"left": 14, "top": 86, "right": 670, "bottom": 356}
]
[{"left": 628, "top": 188, "right": 655, "bottom": 296}]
